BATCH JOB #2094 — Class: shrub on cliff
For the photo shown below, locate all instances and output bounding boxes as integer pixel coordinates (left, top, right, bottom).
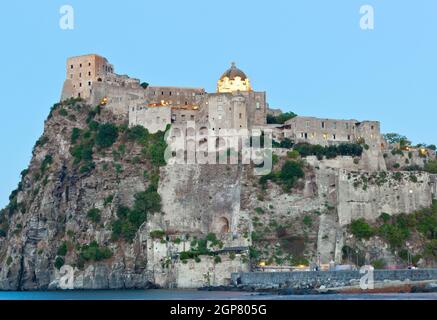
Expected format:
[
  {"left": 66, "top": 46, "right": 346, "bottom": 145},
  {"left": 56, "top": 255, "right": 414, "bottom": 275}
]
[
  {"left": 111, "top": 191, "right": 162, "bottom": 242},
  {"left": 96, "top": 123, "right": 118, "bottom": 148},
  {"left": 87, "top": 208, "right": 101, "bottom": 223},
  {"left": 57, "top": 241, "right": 68, "bottom": 256},
  {"left": 80, "top": 241, "right": 112, "bottom": 261},
  {"left": 350, "top": 218, "right": 374, "bottom": 239},
  {"left": 424, "top": 160, "right": 437, "bottom": 174},
  {"left": 54, "top": 257, "right": 64, "bottom": 270},
  {"left": 279, "top": 160, "right": 305, "bottom": 191}
]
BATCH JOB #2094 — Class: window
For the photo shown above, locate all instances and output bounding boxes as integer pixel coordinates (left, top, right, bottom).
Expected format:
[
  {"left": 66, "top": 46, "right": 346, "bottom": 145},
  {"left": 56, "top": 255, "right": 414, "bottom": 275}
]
[
  {"left": 70, "top": 65, "right": 73, "bottom": 69},
  {"left": 88, "top": 72, "right": 91, "bottom": 76},
  {"left": 190, "top": 115, "right": 194, "bottom": 120},
  {"left": 70, "top": 74, "right": 73, "bottom": 79},
  {"left": 161, "top": 91, "right": 164, "bottom": 95},
  {"left": 79, "top": 73, "right": 82, "bottom": 78},
  {"left": 333, "top": 122, "right": 337, "bottom": 129},
  {"left": 79, "top": 83, "right": 82, "bottom": 87},
  {"left": 88, "top": 81, "right": 91, "bottom": 86},
  {"left": 239, "top": 113, "right": 242, "bottom": 119},
  {"left": 304, "top": 133, "right": 308, "bottom": 139},
  {"left": 218, "top": 105, "right": 223, "bottom": 112},
  {"left": 345, "top": 123, "right": 349, "bottom": 129},
  {"left": 185, "top": 101, "right": 188, "bottom": 105},
  {"left": 169, "top": 91, "right": 172, "bottom": 96},
  {"left": 256, "top": 102, "right": 260, "bottom": 109},
  {"left": 333, "top": 134, "right": 336, "bottom": 140},
  {"left": 80, "top": 63, "right": 82, "bottom": 68},
  {"left": 306, "top": 121, "right": 310, "bottom": 128},
  {"left": 348, "top": 135, "right": 351, "bottom": 140},
  {"left": 321, "top": 121, "right": 325, "bottom": 128},
  {"left": 88, "top": 62, "right": 91, "bottom": 66},
  {"left": 371, "top": 125, "right": 374, "bottom": 130}
]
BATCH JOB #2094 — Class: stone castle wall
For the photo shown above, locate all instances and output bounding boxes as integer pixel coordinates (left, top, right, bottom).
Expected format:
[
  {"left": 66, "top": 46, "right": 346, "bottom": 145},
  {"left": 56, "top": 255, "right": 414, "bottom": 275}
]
[
  {"left": 337, "top": 170, "right": 433, "bottom": 226},
  {"left": 232, "top": 269, "right": 437, "bottom": 289}
]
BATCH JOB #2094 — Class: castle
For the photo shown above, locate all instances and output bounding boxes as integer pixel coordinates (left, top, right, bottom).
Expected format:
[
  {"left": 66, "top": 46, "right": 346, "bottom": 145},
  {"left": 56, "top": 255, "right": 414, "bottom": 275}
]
[{"left": 60, "top": 54, "right": 384, "bottom": 153}]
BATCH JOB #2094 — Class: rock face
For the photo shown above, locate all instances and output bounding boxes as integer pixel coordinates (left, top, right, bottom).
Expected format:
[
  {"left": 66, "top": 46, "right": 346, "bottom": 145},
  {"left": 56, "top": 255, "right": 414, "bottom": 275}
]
[{"left": 0, "top": 99, "right": 436, "bottom": 290}]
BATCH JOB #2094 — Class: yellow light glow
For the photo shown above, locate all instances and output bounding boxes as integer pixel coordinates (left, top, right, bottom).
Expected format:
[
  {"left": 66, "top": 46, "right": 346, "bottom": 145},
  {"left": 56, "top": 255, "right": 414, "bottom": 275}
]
[{"left": 259, "top": 261, "right": 266, "bottom": 267}]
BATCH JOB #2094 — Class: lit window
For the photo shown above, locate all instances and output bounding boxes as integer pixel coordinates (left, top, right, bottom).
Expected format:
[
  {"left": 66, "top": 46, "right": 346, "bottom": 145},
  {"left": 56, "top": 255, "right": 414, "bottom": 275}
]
[{"left": 256, "top": 102, "right": 260, "bottom": 109}]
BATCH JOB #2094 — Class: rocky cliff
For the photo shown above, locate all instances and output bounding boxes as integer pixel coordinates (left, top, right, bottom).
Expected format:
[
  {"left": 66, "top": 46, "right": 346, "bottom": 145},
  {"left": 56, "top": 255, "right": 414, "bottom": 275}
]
[{"left": 0, "top": 99, "right": 436, "bottom": 290}]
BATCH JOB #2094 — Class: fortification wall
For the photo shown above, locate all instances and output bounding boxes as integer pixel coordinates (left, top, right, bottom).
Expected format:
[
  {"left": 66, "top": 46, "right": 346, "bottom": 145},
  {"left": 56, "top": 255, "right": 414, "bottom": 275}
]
[
  {"left": 91, "top": 82, "right": 146, "bottom": 116},
  {"left": 337, "top": 170, "right": 432, "bottom": 226},
  {"left": 231, "top": 269, "right": 437, "bottom": 289},
  {"left": 129, "top": 106, "right": 170, "bottom": 133}
]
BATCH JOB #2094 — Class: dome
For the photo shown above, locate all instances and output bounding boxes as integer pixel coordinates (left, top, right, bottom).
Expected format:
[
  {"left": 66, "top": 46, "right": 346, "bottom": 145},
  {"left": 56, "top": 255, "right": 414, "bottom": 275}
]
[
  {"left": 220, "top": 62, "right": 248, "bottom": 81},
  {"left": 217, "top": 62, "right": 252, "bottom": 93}
]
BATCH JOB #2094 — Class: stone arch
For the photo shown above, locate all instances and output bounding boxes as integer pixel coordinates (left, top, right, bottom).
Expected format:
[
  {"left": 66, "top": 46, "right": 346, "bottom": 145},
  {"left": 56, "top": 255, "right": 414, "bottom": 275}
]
[{"left": 217, "top": 216, "right": 230, "bottom": 234}]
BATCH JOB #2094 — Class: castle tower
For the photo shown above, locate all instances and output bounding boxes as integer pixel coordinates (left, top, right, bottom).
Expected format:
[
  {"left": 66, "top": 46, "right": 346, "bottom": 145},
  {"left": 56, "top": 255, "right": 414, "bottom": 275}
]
[
  {"left": 61, "top": 54, "right": 114, "bottom": 101},
  {"left": 217, "top": 62, "right": 252, "bottom": 93}
]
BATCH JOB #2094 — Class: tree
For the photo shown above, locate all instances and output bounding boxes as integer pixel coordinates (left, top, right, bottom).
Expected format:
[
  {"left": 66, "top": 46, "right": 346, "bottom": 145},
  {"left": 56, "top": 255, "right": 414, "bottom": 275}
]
[
  {"left": 424, "top": 160, "right": 437, "bottom": 174},
  {"left": 350, "top": 218, "right": 374, "bottom": 239},
  {"left": 280, "top": 160, "right": 304, "bottom": 190},
  {"left": 267, "top": 111, "right": 297, "bottom": 124},
  {"left": 95, "top": 123, "right": 118, "bottom": 148},
  {"left": 383, "top": 133, "right": 411, "bottom": 147}
]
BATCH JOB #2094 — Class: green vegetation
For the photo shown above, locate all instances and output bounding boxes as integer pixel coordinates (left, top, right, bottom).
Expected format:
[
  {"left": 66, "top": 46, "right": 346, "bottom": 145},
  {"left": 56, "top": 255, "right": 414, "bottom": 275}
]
[
  {"left": 178, "top": 233, "right": 223, "bottom": 262},
  {"left": 59, "top": 108, "right": 68, "bottom": 117},
  {"left": 150, "top": 230, "right": 166, "bottom": 239},
  {"left": 347, "top": 201, "right": 437, "bottom": 262},
  {"left": 57, "top": 241, "right": 68, "bottom": 256},
  {"left": 40, "top": 155, "right": 53, "bottom": 175},
  {"left": 303, "top": 216, "right": 312, "bottom": 227},
  {"left": 111, "top": 190, "right": 162, "bottom": 242},
  {"left": 287, "top": 150, "right": 300, "bottom": 159},
  {"left": 267, "top": 112, "right": 297, "bottom": 124},
  {"left": 79, "top": 241, "right": 112, "bottom": 262},
  {"left": 71, "top": 128, "right": 81, "bottom": 144},
  {"left": 87, "top": 208, "right": 101, "bottom": 223},
  {"left": 293, "top": 143, "right": 363, "bottom": 159},
  {"left": 350, "top": 218, "right": 374, "bottom": 239},
  {"left": 54, "top": 256, "right": 64, "bottom": 270},
  {"left": 272, "top": 138, "right": 294, "bottom": 149},
  {"left": 104, "top": 195, "right": 114, "bottom": 206},
  {"left": 424, "top": 160, "right": 437, "bottom": 174},
  {"left": 383, "top": 133, "right": 411, "bottom": 147},
  {"left": 259, "top": 160, "right": 305, "bottom": 192},
  {"left": 96, "top": 123, "right": 119, "bottom": 149}
]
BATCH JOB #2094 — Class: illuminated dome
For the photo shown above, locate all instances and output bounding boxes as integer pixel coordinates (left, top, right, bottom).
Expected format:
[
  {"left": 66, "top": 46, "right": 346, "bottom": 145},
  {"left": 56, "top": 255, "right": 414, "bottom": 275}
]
[{"left": 217, "top": 62, "right": 252, "bottom": 93}]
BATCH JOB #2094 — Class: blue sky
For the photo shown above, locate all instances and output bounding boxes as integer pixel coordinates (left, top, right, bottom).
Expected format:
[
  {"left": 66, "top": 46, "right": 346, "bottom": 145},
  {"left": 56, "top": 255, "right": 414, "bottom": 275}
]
[{"left": 0, "top": 0, "right": 436, "bottom": 207}]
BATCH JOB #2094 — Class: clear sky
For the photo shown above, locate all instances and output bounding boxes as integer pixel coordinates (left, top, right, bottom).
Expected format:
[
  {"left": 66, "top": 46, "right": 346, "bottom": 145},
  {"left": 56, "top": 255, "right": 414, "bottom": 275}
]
[{"left": 0, "top": 0, "right": 436, "bottom": 207}]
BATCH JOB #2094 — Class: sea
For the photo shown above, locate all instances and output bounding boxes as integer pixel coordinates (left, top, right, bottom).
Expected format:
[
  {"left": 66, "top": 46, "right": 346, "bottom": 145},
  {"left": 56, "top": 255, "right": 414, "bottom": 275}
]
[{"left": 0, "top": 290, "right": 436, "bottom": 300}]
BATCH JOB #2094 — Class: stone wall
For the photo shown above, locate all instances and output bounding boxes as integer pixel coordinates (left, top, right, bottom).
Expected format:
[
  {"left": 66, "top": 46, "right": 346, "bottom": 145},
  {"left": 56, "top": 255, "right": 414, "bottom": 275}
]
[
  {"left": 129, "top": 105, "right": 171, "bottom": 133},
  {"left": 337, "top": 170, "right": 432, "bottom": 226},
  {"left": 232, "top": 269, "right": 437, "bottom": 289}
]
